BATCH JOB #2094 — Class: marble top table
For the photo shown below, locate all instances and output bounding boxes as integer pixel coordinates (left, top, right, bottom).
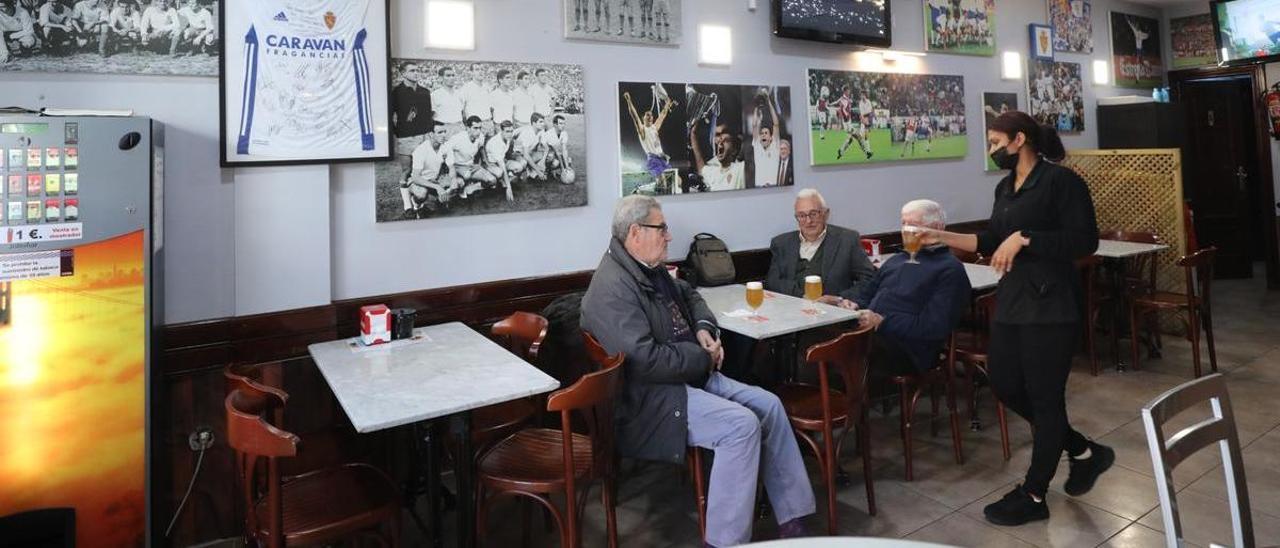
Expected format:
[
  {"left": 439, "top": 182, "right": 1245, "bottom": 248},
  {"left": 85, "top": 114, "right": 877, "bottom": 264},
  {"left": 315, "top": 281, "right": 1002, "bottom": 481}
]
[
  {"left": 308, "top": 321, "right": 560, "bottom": 434},
  {"left": 877, "top": 253, "right": 1000, "bottom": 291},
  {"left": 745, "top": 538, "right": 957, "bottom": 548},
  {"left": 1095, "top": 239, "right": 1169, "bottom": 258},
  {"left": 697, "top": 284, "right": 862, "bottom": 340}
]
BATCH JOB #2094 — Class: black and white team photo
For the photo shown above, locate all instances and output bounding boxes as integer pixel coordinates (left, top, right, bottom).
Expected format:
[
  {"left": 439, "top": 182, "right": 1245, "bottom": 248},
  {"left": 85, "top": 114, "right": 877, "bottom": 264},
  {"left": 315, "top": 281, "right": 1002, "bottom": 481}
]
[
  {"left": 563, "top": 0, "right": 681, "bottom": 45},
  {"left": 0, "top": 0, "right": 218, "bottom": 75},
  {"left": 375, "top": 58, "right": 588, "bottom": 222}
]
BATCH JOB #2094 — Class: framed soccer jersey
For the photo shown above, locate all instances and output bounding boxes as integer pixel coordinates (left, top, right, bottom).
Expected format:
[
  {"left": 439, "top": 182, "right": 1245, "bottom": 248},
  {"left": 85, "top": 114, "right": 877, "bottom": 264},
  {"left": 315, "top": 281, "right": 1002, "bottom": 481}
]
[{"left": 218, "top": 0, "right": 392, "bottom": 166}]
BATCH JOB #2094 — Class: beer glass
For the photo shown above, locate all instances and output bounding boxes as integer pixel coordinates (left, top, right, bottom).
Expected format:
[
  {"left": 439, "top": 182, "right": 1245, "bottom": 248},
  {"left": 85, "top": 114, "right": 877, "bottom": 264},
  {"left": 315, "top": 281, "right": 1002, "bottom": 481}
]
[
  {"left": 902, "top": 225, "right": 924, "bottom": 264},
  {"left": 745, "top": 281, "right": 764, "bottom": 317},
  {"left": 804, "top": 275, "right": 823, "bottom": 309}
]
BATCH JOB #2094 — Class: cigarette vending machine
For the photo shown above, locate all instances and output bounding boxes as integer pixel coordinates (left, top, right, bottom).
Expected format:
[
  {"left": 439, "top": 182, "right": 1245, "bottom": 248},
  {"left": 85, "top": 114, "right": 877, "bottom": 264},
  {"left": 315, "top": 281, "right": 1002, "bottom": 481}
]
[{"left": 0, "top": 116, "right": 161, "bottom": 547}]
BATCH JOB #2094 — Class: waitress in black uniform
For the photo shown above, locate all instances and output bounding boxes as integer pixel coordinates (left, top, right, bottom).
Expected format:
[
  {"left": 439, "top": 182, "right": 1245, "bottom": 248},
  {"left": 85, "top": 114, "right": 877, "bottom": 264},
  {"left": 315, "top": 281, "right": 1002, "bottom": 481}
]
[{"left": 923, "top": 111, "right": 1114, "bottom": 526}]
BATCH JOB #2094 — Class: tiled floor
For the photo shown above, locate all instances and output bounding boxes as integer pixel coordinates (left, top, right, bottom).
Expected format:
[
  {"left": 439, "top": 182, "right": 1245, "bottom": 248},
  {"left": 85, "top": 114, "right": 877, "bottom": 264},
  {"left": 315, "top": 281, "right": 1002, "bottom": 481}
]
[{"left": 421, "top": 269, "right": 1280, "bottom": 547}]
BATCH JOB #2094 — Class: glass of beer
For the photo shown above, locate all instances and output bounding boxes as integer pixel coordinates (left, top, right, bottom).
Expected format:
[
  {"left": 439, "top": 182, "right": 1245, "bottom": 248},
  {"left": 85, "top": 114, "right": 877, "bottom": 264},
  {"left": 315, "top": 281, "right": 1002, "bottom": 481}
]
[
  {"left": 902, "top": 225, "right": 924, "bottom": 264},
  {"left": 745, "top": 282, "right": 764, "bottom": 317},
  {"left": 804, "top": 275, "right": 823, "bottom": 309}
]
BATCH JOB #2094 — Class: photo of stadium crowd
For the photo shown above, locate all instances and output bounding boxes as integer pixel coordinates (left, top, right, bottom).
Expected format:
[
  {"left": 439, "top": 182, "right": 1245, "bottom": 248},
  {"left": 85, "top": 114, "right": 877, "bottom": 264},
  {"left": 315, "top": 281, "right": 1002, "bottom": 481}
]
[
  {"left": 1169, "top": 13, "right": 1217, "bottom": 69},
  {"left": 375, "top": 59, "right": 588, "bottom": 222},
  {"left": 1109, "top": 11, "right": 1163, "bottom": 89},
  {"left": 1048, "top": 0, "right": 1093, "bottom": 53},
  {"left": 0, "top": 0, "right": 217, "bottom": 76},
  {"left": 777, "top": 0, "right": 887, "bottom": 39},
  {"left": 618, "top": 81, "right": 793, "bottom": 196},
  {"left": 924, "top": 0, "right": 995, "bottom": 56},
  {"left": 563, "top": 0, "right": 680, "bottom": 45},
  {"left": 807, "top": 69, "right": 967, "bottom": 166},
  {"left": 1027, "top": 59, "right": 1084, "bottom": 132}
]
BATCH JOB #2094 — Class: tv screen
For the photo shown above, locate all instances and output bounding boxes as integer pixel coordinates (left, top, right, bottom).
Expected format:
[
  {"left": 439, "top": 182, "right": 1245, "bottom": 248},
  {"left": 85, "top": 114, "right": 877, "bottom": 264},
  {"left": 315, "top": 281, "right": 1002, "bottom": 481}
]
[
  {"left": 1211, "top": 0, "right": 1280, "bottom": 65},
  {"left": 774, "top": 0, "right": 891, "bottom": 48}
]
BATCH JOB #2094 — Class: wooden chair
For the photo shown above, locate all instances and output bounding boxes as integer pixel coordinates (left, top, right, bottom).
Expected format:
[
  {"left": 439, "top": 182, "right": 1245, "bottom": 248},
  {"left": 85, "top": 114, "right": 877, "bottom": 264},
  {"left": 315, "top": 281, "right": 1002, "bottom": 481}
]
[
  {"left": 949, "top": 292, "right": 1011, "bottom": 461},
  {"left": 1099, "top": 230, "right": 1162, "bottom": 296},
  {"left": 1075, "top": 255, "right": 1107, "bottom": 376},
  {"left": 777, "top": 326, "right": 877, "bottom": 534},
  {"left": 225, "top": 386, "right": 400, "bottom": 548},
  {"left": 1130, "top": 247, "right": 1219, "bottom": 378},
  {"left": 471, "top": 312, "right": 550, "bottom": 455},
  {"left": 476, "top": 353, "right": 622, "bottom": 548},
  {"left": 1141, "top": 374, "right": 1254, "bottom": 547},
  {"left": 887, "top": 335, "right": 965, "bottom": 481},
  {"left": 1183, "top": 202, "right": 1200, "bottom": 255},
  {"left": 582, "top": 330, "right": 708, "bottom": 541}
]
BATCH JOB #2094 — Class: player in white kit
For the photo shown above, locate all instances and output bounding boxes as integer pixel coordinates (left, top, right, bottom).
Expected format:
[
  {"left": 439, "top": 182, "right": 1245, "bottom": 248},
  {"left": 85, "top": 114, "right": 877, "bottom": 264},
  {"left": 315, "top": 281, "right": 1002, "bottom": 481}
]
[
  {"left": 177, "top": 0, "right": 215, "bottom": 54},
  {"left": 234, "top": 0, "right": 377, "bottom": 158}
]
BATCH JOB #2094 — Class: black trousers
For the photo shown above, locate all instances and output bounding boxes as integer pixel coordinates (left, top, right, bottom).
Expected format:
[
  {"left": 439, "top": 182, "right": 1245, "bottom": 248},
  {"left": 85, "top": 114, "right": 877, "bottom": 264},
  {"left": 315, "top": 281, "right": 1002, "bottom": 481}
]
[{"left": 988, "top": 322, "right": 1089, "bottom": 497}]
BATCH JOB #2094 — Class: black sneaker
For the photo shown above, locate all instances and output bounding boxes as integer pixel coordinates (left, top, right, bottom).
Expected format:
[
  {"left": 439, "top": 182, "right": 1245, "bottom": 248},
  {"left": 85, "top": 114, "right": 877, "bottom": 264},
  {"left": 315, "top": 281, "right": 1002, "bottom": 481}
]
[
  {"left": 983, "top": 485, "right": 1049, "bottom": 526},
  {"left": 1064, "top": 441, "right": 1115, "bottom": 496}
]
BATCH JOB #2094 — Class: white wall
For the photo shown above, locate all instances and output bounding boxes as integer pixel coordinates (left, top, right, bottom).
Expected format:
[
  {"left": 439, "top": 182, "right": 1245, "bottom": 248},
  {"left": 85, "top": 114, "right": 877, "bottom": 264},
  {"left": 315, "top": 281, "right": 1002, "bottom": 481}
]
[{"left": 1, "top": 0, "right": 1163, "bottom": 323}]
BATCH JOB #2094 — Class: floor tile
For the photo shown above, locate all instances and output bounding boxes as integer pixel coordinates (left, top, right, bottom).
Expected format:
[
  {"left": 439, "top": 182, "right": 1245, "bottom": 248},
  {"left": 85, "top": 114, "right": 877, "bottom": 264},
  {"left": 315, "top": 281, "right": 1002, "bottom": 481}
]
[
  {"left": 1137, "top": 489, "right": 1280, "bottom": 548},
  {"left": 905, "top": 513, "right": 1036, "bottom": 548},
  {"left": 1099, "top": 522, "right": 1203, "bottom": 548},
  {"left": 959, "top": 481, "right": 1132, "bottom": 548}
]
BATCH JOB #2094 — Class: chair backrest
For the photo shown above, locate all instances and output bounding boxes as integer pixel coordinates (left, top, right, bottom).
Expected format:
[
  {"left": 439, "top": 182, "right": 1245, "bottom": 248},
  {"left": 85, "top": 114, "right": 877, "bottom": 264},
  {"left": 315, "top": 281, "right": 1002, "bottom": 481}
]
[
  {"left": 803, "top": 326, "right": 874, "bottom": 423},
  {"left": 224, "top": 362, "right": 290, "bottom": 427},
  {"left": 546, "top": 356, "right": 623, "bottom": 543},
  {"left": 1141, "top": 373, "right": 1253, "bottom": 548},
  {"left": 226, "top": 386, "right": 300, "bottom": 547},
  {"left": 580, "top": 330, "right": 616, "bottom": 372},
  {"left": 1178, "top": 247, "right": 1217, "bottom": 314},
  {"left": 1100, "top": 230, "right": 1161, "bottom": 293},
  {"left": 1183, "top": 202, "right": 1200, "bottom": 255},
  {"left": 491, "top": 311, "right": 549, "bottom": 362}
]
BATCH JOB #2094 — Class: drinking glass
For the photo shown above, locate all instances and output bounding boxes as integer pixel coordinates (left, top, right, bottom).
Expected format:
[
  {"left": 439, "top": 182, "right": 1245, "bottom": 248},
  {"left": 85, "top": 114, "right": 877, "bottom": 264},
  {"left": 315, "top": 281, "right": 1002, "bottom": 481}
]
[
  {"left": 902, "top": 225, "right": 923, "bottom": 264},
  {"left": 745, "top": 281, "right": 764, "bottom": 317},
  {"left": 804, "top": 275, "right": 822, "bottom": 309}
]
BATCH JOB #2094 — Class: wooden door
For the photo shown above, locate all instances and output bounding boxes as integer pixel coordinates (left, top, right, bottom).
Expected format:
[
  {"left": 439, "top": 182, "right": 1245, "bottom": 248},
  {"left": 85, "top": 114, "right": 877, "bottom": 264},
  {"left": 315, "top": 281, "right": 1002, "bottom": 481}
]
[{"left": 1179, "top": 76, "right": 1259, "bottom": 278}]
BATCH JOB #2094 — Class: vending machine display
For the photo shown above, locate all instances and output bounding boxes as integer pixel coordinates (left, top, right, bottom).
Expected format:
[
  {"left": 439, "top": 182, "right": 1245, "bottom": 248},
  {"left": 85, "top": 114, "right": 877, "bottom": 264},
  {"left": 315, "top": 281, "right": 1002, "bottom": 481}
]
[{"left": 0, "top": 117, "right": 161, "bottom": 546}]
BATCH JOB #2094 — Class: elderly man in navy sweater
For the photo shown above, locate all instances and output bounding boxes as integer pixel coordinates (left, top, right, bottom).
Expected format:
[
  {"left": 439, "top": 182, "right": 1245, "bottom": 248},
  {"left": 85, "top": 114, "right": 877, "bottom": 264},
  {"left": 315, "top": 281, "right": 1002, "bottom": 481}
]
[{"left": 852, "top": 199, "right": 971, "bottom": 374}]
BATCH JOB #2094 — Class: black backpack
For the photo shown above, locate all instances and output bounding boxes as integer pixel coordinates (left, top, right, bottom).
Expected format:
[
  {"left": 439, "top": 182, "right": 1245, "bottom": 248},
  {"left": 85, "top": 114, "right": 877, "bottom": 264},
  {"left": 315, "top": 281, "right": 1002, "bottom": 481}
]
[{"left": 685, "top": 233, "right": 736, "bottom": 287}]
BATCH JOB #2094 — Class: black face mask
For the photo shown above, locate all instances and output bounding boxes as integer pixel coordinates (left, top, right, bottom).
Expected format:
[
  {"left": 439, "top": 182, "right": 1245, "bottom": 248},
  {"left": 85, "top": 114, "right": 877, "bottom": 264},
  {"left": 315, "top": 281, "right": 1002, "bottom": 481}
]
[{"left": 989, "top": 143, "right": 1021, "bottom": 170}]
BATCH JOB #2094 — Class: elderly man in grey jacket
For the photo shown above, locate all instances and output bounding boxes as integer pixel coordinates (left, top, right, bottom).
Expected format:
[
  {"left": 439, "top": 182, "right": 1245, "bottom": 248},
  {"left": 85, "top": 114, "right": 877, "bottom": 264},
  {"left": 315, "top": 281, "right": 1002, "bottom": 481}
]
[{"left": 581, "top": 195, "right": 815, "bottom": 547}]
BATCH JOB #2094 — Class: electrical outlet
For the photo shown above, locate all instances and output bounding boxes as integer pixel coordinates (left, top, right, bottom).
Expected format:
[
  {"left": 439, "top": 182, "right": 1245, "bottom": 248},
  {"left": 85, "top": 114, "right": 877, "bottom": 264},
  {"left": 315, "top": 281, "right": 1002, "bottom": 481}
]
[{"left": 188, "top": 427, "right": 215, "bottom": 451}]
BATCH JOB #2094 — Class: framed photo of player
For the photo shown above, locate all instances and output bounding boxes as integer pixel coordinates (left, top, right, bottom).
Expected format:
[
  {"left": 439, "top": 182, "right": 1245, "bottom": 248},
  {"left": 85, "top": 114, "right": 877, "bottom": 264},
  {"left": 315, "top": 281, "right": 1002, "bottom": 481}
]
[
  {"left": 1027, "top": 58, "right": 1084, "bottom": 132},
  {"left": 924, "top": 0, "right": 996, "bottom": 56},
  {"left": 1109, "top": 11, "right": 1163, "bottom": 89},
  {"left": 618, "top": 81, "right": 793, "bottom": 195},
  {"left": 218, "top": 0, "right": 393, "bottom": 167},
  {"left": 806, "top": 68, "right": 968, "bottom": 166},
  {"left": 1048, "top": 0, "right": 1093, "bottom": 53},
  {"left": 1029, "top": 24, "right": 1054, "bottom": 60},
  {"left": 375, "top": 58, "right": 588, "bottom": 222},
  {"left": 982, "top": 91, "right": 1019, "bottom": 171},
  {"left": 564, "top": 0, "right": 681, "bottom": 45},
  {"left": 0, "top": 0, "right": 220, "bottom": 76},
  {"left": 1169, "top": 14, "right": 1217, "bottom": 69}
]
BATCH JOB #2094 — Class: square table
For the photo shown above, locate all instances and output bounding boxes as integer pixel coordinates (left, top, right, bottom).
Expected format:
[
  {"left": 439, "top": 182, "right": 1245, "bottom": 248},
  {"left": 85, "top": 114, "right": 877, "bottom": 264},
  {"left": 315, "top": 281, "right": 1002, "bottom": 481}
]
[
  {"left": 309, "top": 321, "right": 560, "bottom": 548},
  {"left": 876, "top": 253, "right": 1000, "bottom": 291},
  {"left": 697, "top": 284, "right": 862, "bottom": 340},
  {"left": 1094, "top": 239, "right": 1170, "bottom": 370}
]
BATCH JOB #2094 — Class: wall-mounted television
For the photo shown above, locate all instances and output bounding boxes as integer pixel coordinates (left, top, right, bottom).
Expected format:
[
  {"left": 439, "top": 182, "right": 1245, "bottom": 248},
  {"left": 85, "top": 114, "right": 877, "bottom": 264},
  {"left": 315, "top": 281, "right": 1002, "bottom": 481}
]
[
  {"left": 773, "top": 0, "right": 892, "bottom": 48},
  {"left": 1211, "top": 0, "right": 1280, "bottom": 65}
]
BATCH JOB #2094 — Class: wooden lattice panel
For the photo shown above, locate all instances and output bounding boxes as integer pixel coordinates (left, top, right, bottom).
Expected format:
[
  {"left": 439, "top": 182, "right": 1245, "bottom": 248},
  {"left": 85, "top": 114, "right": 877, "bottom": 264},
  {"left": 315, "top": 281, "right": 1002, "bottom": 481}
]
[{"left": 1061, "top": 149, "right": 1187, "bottom": 330}]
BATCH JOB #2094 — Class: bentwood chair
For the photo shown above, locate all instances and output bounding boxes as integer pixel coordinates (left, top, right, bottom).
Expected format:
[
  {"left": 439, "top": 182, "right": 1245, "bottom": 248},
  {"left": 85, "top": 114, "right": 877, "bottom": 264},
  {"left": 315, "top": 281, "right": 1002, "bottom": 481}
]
[
  {"left": 1099, "top": 230, "right": 1164, "bottom": 362},
  {"left": 889, "top": 339, "right": 966, "bottom": 481},
  {"left": 476, "top": 353, "right": 622, "bottom": 548},
  {"left": 1142, "top": 374, "right": 1256, "bottom": 548},
  {"left": 777, "top": 326, "right": 877, "bottom": 533},
  {"left": 471, "top": 312, "right": 550, "bottom": 455},
  {"left": 1075, "top": 254, "right": 1106, "bottom": 376},
  {"left": 949, "top": 292, "right": 1011, "bottom": 461},
  {"left": 225, "top": 386, "right": 400, "bottom": 548},
  {"left": 1130, "top": 247, "right": 1219, "bottom": 378},
  {"left": 582, "top": 330, "right": 709, "bottom": 541}
]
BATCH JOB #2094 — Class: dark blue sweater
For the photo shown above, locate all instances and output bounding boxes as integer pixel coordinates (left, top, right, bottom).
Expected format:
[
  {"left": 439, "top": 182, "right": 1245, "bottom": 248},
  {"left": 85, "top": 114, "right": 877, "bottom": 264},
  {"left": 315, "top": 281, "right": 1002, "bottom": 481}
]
[{"left": 853, "top": 246, "right": 971, "bottom": 372}]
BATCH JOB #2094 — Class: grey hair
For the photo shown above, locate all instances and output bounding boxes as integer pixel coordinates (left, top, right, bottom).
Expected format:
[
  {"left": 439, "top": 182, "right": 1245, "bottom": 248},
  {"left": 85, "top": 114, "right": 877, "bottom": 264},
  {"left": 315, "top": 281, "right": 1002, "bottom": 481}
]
[
  {"left": 612, "top": 195, "right": 661, "bottom": 241},
  {"left": 902, "top": 199, "right": 947, "bottom": 227},
  {"left": 795, "top": 188, "right": 827, "bottom": 209}
]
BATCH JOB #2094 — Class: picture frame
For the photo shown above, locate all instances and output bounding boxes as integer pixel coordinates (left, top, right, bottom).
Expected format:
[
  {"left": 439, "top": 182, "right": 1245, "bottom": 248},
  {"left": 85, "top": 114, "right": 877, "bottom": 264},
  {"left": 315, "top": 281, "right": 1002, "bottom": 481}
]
[
  {"left": 923, "top": 0, "right": 996, "bottom": 57},
  {"left": 564, "top": 0, "right": 682, "bottom": 45},
  {"left": 982, "top": 91, "right": 1020, "bottom": 171},
  {"left": 218, "top": 0, "right": 394, "bottom": 167},
  {"left": 1108, "top": 11, "right": 1164, "bottom": 89},
  {"left": 1048, "top": 0, "right": 1093, "bottom": 53},
  {"left": 1030, "top": 24, "right": 1055, "bottom": 60},
  {"left": 1169, "top": 14, "right": 1217, "bottom": 69}
]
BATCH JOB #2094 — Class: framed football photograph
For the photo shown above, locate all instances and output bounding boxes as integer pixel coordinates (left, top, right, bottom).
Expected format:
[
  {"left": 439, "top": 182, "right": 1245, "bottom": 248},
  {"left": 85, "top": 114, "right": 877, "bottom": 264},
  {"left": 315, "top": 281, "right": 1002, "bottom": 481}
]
[
  {"left": 1030, "top": 24, "right": 1054, "bottom": 60},
  {"left": 218, "top": 0, "right": 393, "bottom": 167}
]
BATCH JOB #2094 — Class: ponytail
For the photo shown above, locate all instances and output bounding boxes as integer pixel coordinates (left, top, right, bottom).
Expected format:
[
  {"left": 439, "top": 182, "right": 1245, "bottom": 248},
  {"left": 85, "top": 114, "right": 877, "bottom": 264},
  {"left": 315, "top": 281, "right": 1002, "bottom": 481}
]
[
  {"left": 1037, "top": 124, "right": 1066, "bottom": 162},
  {"left": 988, "top": 110, "right": 1067, "bottom": 161}
]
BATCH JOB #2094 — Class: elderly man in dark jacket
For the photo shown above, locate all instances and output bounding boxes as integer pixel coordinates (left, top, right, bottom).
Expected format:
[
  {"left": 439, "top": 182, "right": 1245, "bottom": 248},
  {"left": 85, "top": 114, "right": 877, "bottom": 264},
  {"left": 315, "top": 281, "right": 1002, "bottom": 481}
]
[
  {"left": 765, "top": 188, "right": 876, "bottom": 306},
  {"left": 581, "top": 195, "right": 815, "bottom": 547}
]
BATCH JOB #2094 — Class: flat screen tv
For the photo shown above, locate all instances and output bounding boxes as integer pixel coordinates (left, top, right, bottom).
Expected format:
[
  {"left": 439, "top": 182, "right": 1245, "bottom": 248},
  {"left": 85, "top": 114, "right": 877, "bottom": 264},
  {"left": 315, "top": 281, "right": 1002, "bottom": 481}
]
[
  {"left": 773, "top": 0, "right": 891, "bottom": 48},
  {"left": 1211, "top": 0, "right": 1280, "bottom": 65}
]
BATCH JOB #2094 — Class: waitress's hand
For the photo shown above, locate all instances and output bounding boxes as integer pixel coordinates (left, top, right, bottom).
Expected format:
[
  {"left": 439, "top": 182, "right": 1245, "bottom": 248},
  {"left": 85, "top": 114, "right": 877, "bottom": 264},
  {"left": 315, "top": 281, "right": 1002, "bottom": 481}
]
[
  {"left": 918, "top": 227, "right": 942, "bottom": 246},
  {"left": 990, "top": 231, "right": 1027, "bottom": 275}
]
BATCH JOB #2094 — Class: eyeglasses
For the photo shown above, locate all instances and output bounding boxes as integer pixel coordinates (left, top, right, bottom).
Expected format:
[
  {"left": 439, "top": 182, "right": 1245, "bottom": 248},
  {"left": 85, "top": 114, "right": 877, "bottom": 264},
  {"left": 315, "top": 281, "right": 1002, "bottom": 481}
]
[
  {"left": 794, "top": 210, "right": 826, "bottom": 221},
  {"left": 638, "top": 222, "right": 669, "bottom": 235}
]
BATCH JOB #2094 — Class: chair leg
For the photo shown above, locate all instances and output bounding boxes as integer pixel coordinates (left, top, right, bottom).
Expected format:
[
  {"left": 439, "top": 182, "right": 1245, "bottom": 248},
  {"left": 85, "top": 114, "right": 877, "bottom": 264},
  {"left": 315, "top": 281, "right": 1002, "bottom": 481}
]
[
  {"left": 1188, "top": 311, "right": 1203, "bottom": 379},
  {"left": 520, "top": 497, "right": 533, "bottom": 548},
  {"left": 1202, "top": 309, "right": 1218, "bottom": 373},
  {"left": 690, "top": 449, "right": 707, "bottom": 542},
  {"left": 946, "top": 377, "right": 964, "bottom": 465},
  {"left": 860, "top": 419, "right": 876, "bottom": 516},
  {"left": 997, "top": 402, "right": 1010, "bottom": 461},
  {"left": 602, "top": 477, "right": 618, "bottom": 548},
  {"left": 929, "top": 382, "right": 940, "bottom": 438},
  {"left": 1085, "top": 308, "right": 1099, "bottom": 376},
  {"left": 898, "top": 383, "right": 914, "bottom": 482},
  {"left": 1129, "top": 305, "right": 1142, "bottom": 370},
  {"left": 823, "top": 424, "right": 838, "bottom": 535}
]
